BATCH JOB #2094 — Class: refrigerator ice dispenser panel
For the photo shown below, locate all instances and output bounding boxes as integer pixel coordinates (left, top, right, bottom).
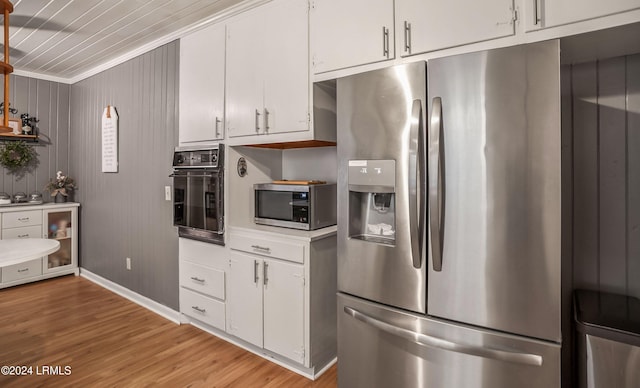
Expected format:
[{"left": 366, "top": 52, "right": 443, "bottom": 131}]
[{"left": 348, "top": 160, "right": 396, "bottom": 246}]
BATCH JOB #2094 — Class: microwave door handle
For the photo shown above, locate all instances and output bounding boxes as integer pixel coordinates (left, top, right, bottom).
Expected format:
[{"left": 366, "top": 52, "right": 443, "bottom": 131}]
[{"left": 408, "top": 99, "right": 425, "bottom": 269}]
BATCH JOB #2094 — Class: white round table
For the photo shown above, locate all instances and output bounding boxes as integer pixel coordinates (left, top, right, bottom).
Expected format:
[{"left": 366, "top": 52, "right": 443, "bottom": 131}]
[{"left": 0, "top": 239, "right": 60, "bottom": 267}]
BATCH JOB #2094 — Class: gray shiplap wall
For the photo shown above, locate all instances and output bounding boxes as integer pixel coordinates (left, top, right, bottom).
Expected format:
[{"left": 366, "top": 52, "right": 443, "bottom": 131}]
[
  {"left": 569, "top": 53, "right": 640, "bottom": 299},
  {"left": 0, "top": 75, "right": 71, "bottom": 196},
  {"left": 69, "top": 41, "right": 180, "bottom": 310}
]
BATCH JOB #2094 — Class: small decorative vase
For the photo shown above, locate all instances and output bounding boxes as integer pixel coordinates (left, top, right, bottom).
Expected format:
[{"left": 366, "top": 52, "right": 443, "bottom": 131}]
[{"left": 54, "top": 193, "right": 67, "bottom": 203}]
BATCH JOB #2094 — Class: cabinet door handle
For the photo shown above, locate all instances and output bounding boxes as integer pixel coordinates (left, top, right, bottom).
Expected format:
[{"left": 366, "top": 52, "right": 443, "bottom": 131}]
[
  {"left": 255, "top": 109, "right": 261, "bottom": 133},
  {"left": 533, "top": 0, "right": 540, "bottom": 25},
  {"left": 251, "top": 244, "right": 271, "bottom": 254},
  {"left": 404, "top": 21, "right": 411, "bottom": 54},
  {"left": 190, "top": 276, "right": 205, "bottom": 283},
  {"left": 264, "top": 108, "right": 270, "bottom": 133},
  {"left": 215, "top": 116, "right": 221, "bottom": 137},
  {"left": 263, "top": 262, "right": 269, "bottom": 286},
  {"left": 254, "top": 260, "right": 259, "bottom": 284},
  {"left": 191, "top": 306, "right": 206, "bottom": 313},
  {"left": 382, "top": 26, "right": 389, "bottom": 58}
]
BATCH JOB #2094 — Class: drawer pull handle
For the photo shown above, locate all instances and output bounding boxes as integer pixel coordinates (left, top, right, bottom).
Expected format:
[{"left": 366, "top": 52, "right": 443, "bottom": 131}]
[
  {"left": 18, "top": 234, "right": 30, "bottom": 238},
  {"left": 191, "top": 306, "right": 206, "bottom": 313},
  {"left": 190, "top": 276, "right": 205, "bottom": 283},
  {"left": 18, "top": 217, "right": 30, "bottom": 222},
  {"left": 251, "top": 245, "right": 271, "bottom": 253},
  {"left": 17, "top": 268, "right": 29, "bottom": 273}
]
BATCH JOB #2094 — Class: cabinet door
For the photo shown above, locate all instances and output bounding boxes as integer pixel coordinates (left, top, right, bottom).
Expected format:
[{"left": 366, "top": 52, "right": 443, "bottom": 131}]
[
  {"left": 227, "top": 251, "right": 263, "bottom": 347},
  {"left": 529, "top": 0, "right": 640, "bottom": 30},
  {"left": 43, "top": 208, "right": 76, "bottom": 273},
  {"left": 311, "top": 0, "right": 394, "bottom": 74},
  {"left": 226, "top": 7, "right": 265, "bottom": 138},
  {"left": 396, "top": 0, "right": 514, "bottom": 57},
  {"left": 263, "top": 0, "right": 310, "bottom": 135},
  {"left": 263, "top": 259, "right": 305, "bottom": 364},
  {"left": 179, "top": 23, "right": 226, "bottom": 144}
]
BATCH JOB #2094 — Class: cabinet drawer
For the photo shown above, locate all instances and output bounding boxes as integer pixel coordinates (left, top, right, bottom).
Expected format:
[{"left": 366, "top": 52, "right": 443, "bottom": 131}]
[
  {"left": 2, "top": 225, "right": 43, "bottom": 240},
  {"left": 2, "top": 210, "right": 42, "bottom": 229},
  {"left": 179, "top": 238, "right": 228, "bottom": 270},
  {"left": 180, "top": 260, "right": 225, "bottom": 300},
  {"left": 180, "top": 287, "right": 226, "bottom": 331},
  {"left": 2, "top": 259, "right": 42, "bottom": 283},
  {"left": 229, "top": 234, "right": 304, "bottom": 264}
]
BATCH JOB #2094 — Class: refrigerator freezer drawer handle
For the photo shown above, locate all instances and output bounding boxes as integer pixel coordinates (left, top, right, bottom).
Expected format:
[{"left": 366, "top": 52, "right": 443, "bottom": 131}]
[
  {"left": 429, "top": 97, "right": 444, "bottom": 271},
  {"left": 408, "top": 99, "right": 425, "bottom": 269},
  {"left": 344, "top": 306, "right": 543, "bottom": 367}
]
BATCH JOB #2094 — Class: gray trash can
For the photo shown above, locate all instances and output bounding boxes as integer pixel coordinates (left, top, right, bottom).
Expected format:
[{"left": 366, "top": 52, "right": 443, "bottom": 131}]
[{"left": 574, "top": 289, "right": 640, "bottom": 388}]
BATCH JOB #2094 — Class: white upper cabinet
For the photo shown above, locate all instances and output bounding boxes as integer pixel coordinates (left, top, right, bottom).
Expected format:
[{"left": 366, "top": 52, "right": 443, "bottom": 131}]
[
  {"left": 262, "top": 0, "right": 310, "bottom": 136},
  {"left": 179, "top": 23, "right": 226, "bottom": 144},
  {"left": 526, "top": 0, "right": 640, "bottom": 31},
  {"left": 396, "top": 0, "right": 515, "bottom": 57},
  {"left": 311, "top": 0, "right": 394, "bottom": 74},
  {"left": 226, "top": 0, "right": 310, "bottom": 139}
]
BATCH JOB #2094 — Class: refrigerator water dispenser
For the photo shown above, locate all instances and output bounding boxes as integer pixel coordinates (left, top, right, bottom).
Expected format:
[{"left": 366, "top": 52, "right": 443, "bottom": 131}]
[{"left": 347, "top": 160, "right": 396, "bottom": 246}]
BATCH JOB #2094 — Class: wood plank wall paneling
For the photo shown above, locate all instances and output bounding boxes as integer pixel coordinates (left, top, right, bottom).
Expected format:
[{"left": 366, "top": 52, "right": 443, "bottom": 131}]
[
  {"left": 570, "top": 53, "right": 640, "bottom": 298},
  {"left": 0, "top": 75, "right": 71, "bottom": 197},
  {"left": 69, "top": 41, "right": 179, "bottom": 310}
]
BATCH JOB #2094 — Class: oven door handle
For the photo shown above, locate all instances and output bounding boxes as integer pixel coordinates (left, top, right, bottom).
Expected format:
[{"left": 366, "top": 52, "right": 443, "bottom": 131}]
[{"left": 169, "top": 172, "right": 217, "bottom": 178}]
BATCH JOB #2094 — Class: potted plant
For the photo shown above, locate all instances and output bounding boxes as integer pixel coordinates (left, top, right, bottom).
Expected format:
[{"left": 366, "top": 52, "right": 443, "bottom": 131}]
[
  {"left": 45, "top": 171, "right": 76, "bottom": 203},
  {"left": 0, "top": 140, "right": 37, "bottom": 172}
]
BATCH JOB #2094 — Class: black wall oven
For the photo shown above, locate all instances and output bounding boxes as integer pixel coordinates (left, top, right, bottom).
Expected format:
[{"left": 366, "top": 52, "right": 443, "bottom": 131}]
[{"left": 171, "top": 145, "right": 224, "bottom": 245}]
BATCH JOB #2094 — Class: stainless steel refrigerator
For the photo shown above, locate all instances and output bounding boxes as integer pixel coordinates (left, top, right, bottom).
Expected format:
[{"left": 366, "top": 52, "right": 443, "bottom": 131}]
[{"left": 336, "top": 40, "right": 562, "bottom": 388}]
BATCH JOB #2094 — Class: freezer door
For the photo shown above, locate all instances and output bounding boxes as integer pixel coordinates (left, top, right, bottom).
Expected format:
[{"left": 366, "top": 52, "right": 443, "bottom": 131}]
[
  {"left": 338, "top": 293, "right": 560, "bottom": 388},
  {"left": 337, "top": 61, "right": 427, "bottom": 313},
  {"left": 426, "top": 40, "right": 562, "bottom": 342}
]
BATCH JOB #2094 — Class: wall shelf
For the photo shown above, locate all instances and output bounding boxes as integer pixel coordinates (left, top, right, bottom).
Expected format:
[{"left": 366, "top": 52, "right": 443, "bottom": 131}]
[{"left": 0, "top": 132, "right": 38, "bottom": 142}]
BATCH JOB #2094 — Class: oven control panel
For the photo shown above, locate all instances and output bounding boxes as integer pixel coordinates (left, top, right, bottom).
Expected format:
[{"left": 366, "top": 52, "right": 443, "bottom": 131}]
[{"left": 173, "top": 145, "right": 223, "bottom": 168}]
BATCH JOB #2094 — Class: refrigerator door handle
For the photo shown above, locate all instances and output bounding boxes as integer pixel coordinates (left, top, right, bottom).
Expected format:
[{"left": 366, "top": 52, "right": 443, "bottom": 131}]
[
  {"left": 429, "top": 97, "right": 444, "bottom": 271},
  {"left": 344, "top": 306, "right": 543, "bottom": 367},
  {"left": 408, "top": 99, "right": 425, "bottom": 269}
]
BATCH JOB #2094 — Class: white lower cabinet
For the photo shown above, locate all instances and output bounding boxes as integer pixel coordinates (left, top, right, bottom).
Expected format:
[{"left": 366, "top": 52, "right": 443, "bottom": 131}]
[
  {"left": 179, "top": 238, "right": 227, "bottom": 331},
  {"left": 0, "top": 203, "right": 79, "bottom": 289},
  {"left": 227, "top": 251, "right": 305, "bottom": 364},
  {"left": 179, "top": 229, "right": 336, "bottom": 377}
]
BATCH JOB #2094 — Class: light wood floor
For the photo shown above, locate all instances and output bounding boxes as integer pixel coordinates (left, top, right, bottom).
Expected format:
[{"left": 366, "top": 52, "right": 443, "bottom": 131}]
[{"left": 0, "top": 275, "right": 337, "bottom": 387}]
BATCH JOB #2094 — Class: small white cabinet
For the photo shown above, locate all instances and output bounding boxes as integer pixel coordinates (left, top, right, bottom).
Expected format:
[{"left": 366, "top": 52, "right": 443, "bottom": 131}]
[
  {"left": 226, "top": 227, "right": 337, "bottom": 374},
  {"left": 311, "top": 0, "right": 394, "bottom": 73},
  {"left": 179, "top": 22, "right": 226, "bottom": 144},
  {"left": 226, "top": 0, "right": 310, "bottom": 140},
  {"left": 178, "top": 238, "right": 227, "bottom": 331},
  {"left": 526, "top": 0, "right": 640, "bottom": 31},
  {"left": 227, "top": 250, "right": 305, "bottom": 364},
  {"left": 0, "top": 203, "right": 79, "bottom": 289},
  {"left": 395, "top": 0, "right": 515, "bottom": 57}
]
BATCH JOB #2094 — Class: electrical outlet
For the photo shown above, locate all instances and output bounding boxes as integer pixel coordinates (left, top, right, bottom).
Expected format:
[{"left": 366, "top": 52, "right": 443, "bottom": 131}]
[
  {"left": 126, "top": 257, "right": 132, "bottom": 270},
  {"left": 165, "top": 186, "right": 171, "bottom": 201}
]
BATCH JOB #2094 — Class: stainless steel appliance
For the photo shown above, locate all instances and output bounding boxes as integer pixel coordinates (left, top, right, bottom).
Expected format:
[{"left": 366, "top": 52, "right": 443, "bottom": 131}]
[
  {"left": 171, "top": 145, "right": 224, "bottom": 245},
  {"left": 254, "top": 182, "right": 336, "bottom": 230},
  {"left": 337, "top": 40, "right": 562, "bottom": 388}
]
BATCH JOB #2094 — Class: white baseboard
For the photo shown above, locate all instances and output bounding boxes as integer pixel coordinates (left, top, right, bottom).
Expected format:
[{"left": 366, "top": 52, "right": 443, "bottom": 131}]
[{"left": 80, "top": 269, "right": 181, "bottom": 324}]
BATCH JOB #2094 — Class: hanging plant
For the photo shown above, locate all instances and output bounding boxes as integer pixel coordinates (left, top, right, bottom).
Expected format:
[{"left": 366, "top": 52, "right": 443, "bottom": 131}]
[{"left": 0, "top": 141, "right": 37, "bottom": 171}]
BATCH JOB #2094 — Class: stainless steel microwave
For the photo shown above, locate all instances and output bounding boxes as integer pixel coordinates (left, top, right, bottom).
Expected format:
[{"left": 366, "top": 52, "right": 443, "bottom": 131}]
[{"left": 254, "top": 183, "right": 337, "bottom": 230}]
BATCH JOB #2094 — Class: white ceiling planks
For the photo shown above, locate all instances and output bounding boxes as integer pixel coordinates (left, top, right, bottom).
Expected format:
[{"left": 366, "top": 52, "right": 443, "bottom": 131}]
[{"left": 2, "top": 0, "right": 248, "bottom": 82}]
